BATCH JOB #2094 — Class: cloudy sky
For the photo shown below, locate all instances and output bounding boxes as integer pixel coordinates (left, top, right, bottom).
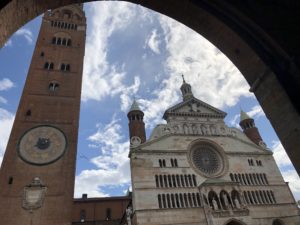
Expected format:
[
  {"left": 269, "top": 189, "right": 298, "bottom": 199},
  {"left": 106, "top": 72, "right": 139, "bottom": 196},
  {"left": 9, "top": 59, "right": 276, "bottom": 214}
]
[{"left": 0, "top": 2, "right": 299, "bottom": 200}]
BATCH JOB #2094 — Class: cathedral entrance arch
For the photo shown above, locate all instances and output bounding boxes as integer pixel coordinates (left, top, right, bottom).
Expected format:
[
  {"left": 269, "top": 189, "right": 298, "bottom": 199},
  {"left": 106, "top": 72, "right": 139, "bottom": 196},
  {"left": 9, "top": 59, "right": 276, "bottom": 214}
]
[
  {"left": 0, "top": 1, "right": 300, "bottom": 175},
  {"left": 224, "top": 218, "right": 247, "bottom": 225},
  {"left": 273, "top": 219, "right": 285, "bottom": 225}
]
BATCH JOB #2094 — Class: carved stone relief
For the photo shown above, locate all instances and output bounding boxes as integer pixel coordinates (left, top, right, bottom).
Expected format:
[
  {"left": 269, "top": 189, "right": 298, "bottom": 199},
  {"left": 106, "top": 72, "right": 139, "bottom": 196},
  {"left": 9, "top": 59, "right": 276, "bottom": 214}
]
[{"left": 22, "top": 177, "right": 47, "bottom": 210}]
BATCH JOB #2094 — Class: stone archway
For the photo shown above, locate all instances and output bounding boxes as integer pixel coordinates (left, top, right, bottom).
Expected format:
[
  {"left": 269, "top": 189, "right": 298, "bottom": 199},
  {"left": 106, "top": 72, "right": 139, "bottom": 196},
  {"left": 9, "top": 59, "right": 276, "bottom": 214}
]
[
  {"left": 1, "top": 0, "right": 300, "bottom": 174},
  {"left": 273, "top": 219, "right": 285, "bottom": 225},
  {"left": 225, "top": 218, "right": 247, "bottom": 225}
]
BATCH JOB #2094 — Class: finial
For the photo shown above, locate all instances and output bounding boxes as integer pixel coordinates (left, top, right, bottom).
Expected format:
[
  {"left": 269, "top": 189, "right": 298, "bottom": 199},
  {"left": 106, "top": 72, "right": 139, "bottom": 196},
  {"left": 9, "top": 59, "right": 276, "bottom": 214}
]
[{"left": 182, "top": 74, "right": 186, "bottom": 83}]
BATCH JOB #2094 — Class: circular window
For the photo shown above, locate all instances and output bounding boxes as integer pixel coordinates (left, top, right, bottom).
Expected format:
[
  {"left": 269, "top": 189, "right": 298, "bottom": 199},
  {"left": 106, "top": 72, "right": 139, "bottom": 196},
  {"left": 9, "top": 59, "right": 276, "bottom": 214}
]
[{"left": 189, "top": 141, "right": 225, "bottom": 177}]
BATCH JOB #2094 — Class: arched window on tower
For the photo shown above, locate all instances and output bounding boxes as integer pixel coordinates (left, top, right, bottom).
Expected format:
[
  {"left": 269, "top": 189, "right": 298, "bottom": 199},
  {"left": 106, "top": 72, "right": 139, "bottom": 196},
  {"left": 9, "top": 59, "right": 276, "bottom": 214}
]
[
  {"left": 26, "top": 110, "right": 31, "bottom": 116},
  {"left": 52, "top": 37, "right": 56, "bottom": 44},
  {"left": 44, "top": 62, "right": 54, "bottom": 70},
  {"left": 60, "top": 63, "right": 66, "bottom": 71},
  {"left": 49, "top": 82, "right": 59, "bottom": 92},
  {"left": 44, "top": 62, "right": 49, "bottom": 69},
  {"left": 57, "top": 37, "right": 61, "bottom": 45},
  {"left": 67, "top": 39, "right": 71, "bottom": 46},
  {"left": 66, "top": 64, "right": 70, "bottom": 71},
  {"left": 62, "top": 38, "right": 66, "bottom": 45}
]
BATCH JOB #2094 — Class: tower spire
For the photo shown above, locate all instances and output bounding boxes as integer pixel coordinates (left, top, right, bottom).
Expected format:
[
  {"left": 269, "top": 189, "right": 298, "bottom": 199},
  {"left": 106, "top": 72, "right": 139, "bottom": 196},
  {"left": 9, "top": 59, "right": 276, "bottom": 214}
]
[
  {"left": 182, "top": 74, "right": 186, "bottom": 83},
  {"left": 180, "top": 74, "right": 193, "bottom": 101},
  {"left": 239, "top": 109, "right": 266, "bottom": 147},
  {"left": 127, "top": 99, "right": 146, "bottom": 145}
]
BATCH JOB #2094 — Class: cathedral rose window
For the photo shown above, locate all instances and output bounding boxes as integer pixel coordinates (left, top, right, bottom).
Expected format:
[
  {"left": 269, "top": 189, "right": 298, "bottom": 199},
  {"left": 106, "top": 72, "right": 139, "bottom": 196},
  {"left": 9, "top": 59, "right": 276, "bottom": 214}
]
[{"left": 189, "top": 141, "right": 226, "bottom": 177}]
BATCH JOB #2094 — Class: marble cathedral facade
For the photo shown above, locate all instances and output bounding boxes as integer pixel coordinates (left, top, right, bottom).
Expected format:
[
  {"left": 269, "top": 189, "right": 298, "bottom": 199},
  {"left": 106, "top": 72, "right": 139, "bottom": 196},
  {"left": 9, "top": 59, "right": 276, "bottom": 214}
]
[{"left": 126, "top": 78, "right": 300, "bottom": 225}]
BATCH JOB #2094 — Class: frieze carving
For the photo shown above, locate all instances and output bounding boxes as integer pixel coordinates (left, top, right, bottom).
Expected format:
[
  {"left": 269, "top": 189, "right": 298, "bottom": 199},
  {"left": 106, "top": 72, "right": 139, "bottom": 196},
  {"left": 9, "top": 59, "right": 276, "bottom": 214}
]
[
  {"left": 160, "top": 123, "right": 236, "bottom": 137},
  {"left": 22, "top": 177, "right": 47, "bottom": 210},
  {"left": 211, "top": 208, "right": 249, "bottom": 218}
]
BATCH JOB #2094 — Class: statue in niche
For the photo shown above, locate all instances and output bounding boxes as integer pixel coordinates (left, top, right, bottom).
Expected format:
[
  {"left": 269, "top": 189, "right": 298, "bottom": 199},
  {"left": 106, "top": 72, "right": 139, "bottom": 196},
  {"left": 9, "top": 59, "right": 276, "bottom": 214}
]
[
  {"left": 183, "top": 124, "right": 189, "bottom": 134},
  {"left": 201, "top": 125, "right": 207, "bottom": 135},
  {"left": 234, "top": 198, "right": 241, "bottom": 209},
  {"left": 173, "top": 125, "right": 179, "bottom": 134},
  {"left": 212, "top": 198, "right": 218, "bottom": 210},
  {"left": 222, "top": 193, "right": 229, "bottom": 208},
  {"left": 192, "top": 125, "right": 197, "bottom": 134},
  {"left": 205, "top": 125, "right": 211, "bottom": 135},
  {"left": 197, "top": 125, "right": 202, "bottom": 135},
  {"left": 219, "top": 126, "right": 226, "bottom": 135},
  {"left": 163, "top": 127, "right": 171, "bottom": 133},
  {"left": 210, "top": 125, "right": 216, "bottom": 135}
]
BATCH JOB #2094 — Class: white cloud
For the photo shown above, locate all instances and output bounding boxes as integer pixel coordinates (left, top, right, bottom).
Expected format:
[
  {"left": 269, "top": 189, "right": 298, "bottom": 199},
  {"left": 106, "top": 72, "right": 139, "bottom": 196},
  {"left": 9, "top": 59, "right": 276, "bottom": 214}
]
[
  {"left": 126, "top": 13, "right": 255, "bottom": 130},
  {"left": 0, "top": 97, "right": 7, "bottom": 104},
  {"left": 247, "top": 105, "right": 265, "bottom": 118},
  {"left": 81, "top": 2, "right": 137, "bottom": 102},
  {"left": 146, "top": 29, "right": 161, "bottom": 54},
  {"left": 15, "top": 28, "right": 33, "bottom": 44},
  {"left": 75, "top": 116, "right": 130, "bottom": 197},
  {"left": 281, "top": 169, "right": 300, "bottom": 200},
  {"left": 158, "top": 15, "right": 253, "bottom": 109},
  {"left": 271, "top": 141, "right": 300, "bottom": 200},
  {"left": 120, "top": 76, "right": 141, "bottom": 112},
  {"left": 0, "top": 108, "right": 14, "bottom": 165},
  {"left": 4, "top": 39, "right": 12, "bottom": 47},
  {"left": 0, "top": 78, "right": 14, "bottom": 91},
  {"left": 272, "top": 141, "right": 293, "bottom": 168}
]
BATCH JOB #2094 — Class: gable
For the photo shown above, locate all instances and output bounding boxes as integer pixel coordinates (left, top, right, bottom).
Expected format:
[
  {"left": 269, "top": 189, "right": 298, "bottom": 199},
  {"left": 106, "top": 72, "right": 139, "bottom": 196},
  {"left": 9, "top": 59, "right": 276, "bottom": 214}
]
[{"left": 163, "top": 97, "right": 227, "bottom": 120}]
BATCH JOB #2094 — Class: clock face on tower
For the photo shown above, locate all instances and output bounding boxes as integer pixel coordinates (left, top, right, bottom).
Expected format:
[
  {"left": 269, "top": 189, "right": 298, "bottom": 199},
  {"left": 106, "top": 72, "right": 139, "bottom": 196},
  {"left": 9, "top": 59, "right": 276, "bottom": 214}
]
[
  {"left": 17, "top": 125, "right": 67, "bottom": 165},
  {"left": 130, "top": 136, "right": 141, "bottom": 146}
]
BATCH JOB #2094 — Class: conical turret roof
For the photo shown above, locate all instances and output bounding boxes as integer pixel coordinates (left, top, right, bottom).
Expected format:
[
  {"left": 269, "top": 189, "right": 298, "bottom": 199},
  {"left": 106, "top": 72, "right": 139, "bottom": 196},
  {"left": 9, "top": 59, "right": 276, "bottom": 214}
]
[
  {"left": 129, "top": 99, "right": 141, "bottom": 112},
  {"left": 240, "top": 110, "right": 252, "bottom": 122}
]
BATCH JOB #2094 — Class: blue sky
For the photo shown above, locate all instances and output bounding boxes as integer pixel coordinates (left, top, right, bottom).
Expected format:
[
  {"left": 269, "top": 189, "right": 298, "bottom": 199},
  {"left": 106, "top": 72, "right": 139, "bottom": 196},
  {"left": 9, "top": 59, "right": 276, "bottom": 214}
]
[{"left": 0, "top": 2, "right": 299, "bottom": 200}]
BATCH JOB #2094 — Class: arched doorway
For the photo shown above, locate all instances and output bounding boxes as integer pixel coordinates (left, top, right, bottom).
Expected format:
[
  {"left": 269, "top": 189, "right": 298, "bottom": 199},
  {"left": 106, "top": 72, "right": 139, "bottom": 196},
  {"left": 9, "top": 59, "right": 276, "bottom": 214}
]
[
  {"left": 273, "top": 219, "right": 285, "bottom": 225},
  {"left": 0, "top": 1, "right": 300, "bottom": 175},
  {"left": 225, "top": 218, "right": 246, "bottom": 225}
]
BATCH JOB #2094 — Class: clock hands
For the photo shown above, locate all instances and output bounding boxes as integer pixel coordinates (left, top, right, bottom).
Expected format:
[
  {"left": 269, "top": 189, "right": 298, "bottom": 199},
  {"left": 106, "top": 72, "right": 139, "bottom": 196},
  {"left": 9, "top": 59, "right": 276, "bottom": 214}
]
[{"left": 35, "top": 137, "right": 51, "bottom": 150}]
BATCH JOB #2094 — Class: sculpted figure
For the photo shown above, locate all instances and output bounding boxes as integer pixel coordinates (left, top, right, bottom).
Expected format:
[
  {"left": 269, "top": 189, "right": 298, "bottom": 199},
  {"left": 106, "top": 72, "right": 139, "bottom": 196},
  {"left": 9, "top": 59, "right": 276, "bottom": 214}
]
[
  {"left": 234, "top": 198, "right": 241, "bottom": 209},
  {"left": 212, "top": 198, "right": 218, "bottom": 210}
]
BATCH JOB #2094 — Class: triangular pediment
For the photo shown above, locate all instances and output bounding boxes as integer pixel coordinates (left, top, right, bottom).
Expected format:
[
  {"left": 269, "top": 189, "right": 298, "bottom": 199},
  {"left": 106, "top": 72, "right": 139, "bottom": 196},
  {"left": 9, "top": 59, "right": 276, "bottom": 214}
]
[{"left": 163, "top": 97, "right": 226, "bottom": 120}]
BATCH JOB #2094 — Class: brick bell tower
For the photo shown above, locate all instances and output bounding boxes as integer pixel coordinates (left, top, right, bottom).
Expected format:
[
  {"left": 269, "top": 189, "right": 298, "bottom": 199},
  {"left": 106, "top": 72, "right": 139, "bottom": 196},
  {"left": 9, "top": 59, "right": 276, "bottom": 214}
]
[
  {"left": 0, "top": 4, "right": 86, "bottom": 225},
  {"left": 239, "top": 110, "right": 266, "bottom": 147},
  {"left": 127, "top": 100, "right": 146, "bottom": 146}
]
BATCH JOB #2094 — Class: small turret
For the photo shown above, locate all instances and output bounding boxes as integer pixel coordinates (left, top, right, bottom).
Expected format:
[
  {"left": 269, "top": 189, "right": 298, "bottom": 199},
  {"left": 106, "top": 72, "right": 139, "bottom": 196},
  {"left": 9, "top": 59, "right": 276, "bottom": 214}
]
[
  {"left": 180, "top": 75, "right": 194, "bottom": 101},
  {"left": 127, "top": 100, "right": 146, "bottom": 146},
  {"left": 239, "top": 110, "right": 266, "bottom": 147}
]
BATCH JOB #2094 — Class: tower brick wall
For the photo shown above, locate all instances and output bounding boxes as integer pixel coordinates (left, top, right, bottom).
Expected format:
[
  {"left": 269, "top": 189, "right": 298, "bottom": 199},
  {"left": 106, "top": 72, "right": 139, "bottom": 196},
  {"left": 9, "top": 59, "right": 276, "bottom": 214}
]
[{"left": 0, "top": 4, "right": 86, "bottom": 225}]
